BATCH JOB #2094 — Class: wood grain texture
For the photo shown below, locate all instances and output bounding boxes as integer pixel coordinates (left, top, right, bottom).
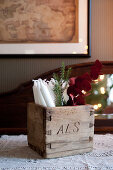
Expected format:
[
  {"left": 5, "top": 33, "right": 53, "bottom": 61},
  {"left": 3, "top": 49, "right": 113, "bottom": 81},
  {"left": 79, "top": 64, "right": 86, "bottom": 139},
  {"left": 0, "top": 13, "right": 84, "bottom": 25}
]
[
  {"left": 27, "top": 103, "right": 46, "bottom": 157},
  {"left": 27, "top": 103, "right": 94, "bottom": 158},
  {"left": 0, "top": 61, "right": 113, "bottom": 135}
]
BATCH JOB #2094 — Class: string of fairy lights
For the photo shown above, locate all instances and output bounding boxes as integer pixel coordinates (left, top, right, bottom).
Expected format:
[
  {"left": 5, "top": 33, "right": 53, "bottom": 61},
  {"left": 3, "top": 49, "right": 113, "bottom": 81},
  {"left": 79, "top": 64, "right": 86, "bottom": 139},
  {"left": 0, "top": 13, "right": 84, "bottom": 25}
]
[
  {"left": 93, "top": 75, "right": 105, "bottom": 111},
  {"left": 85, "top": 74, "right": 107, "bottom": 115}
]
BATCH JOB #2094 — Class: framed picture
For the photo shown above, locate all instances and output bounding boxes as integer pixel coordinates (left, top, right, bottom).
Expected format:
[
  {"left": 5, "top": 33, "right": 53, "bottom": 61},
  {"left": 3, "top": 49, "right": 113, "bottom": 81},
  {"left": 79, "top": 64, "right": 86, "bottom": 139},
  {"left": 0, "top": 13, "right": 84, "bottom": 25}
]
[{"left": 0, "top": 0, "right": 91, "bottom": 57}]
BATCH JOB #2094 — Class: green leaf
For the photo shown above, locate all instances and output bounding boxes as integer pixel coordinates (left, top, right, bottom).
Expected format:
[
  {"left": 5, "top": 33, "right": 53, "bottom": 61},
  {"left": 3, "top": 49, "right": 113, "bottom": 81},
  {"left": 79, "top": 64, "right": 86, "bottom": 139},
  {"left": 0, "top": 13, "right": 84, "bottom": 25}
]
[
  {"left": 53, "top": 73, "right": 60, "bottom": 82},
  {"left": 53, "top": 62, "right": 72, "bottom": 106},
  {"left": 65, "top": 67, "right": 72, "bottom": 81}
]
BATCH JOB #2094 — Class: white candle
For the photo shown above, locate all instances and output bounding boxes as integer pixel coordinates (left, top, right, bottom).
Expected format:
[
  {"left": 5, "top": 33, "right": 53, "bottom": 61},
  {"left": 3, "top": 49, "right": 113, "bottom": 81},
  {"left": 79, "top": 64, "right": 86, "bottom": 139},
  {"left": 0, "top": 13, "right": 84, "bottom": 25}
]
[
  {"left": 36, "top": 80, "right": 47, "bottom": 107},
  {"left": 33, "top": 80, "right": 40, "bottom": 104},
  {"left": 33, "top": 80, "right": 47, "bottom": 107},
  {"left": 40, "top": 80, "right": 55, "bottom": 107},
  {"left": 44, "top": 80, "right": 55, "bottom": 104}
]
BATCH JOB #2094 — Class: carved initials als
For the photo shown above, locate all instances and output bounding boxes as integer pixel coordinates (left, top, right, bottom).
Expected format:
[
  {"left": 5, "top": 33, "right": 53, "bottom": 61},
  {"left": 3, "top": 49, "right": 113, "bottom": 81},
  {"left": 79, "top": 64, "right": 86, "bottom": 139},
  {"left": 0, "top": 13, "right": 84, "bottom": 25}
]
[{"left": 56, "top": 122, "right": 80, "bottom": 135}]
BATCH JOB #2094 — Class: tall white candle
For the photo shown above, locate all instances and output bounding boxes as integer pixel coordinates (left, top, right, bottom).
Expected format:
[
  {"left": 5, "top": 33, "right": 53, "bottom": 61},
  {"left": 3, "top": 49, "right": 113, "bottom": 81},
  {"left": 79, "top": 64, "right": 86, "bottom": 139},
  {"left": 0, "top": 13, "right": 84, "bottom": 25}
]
[
  {"left": 33, "top": 80, "right": 40, "bottom": 104},
  {"left": 43, "top": 80, "right": 55, "bottom": 104},
  {"left": 36, "top": 80, "right": 47, "bottom": 107},
  {"left": 40, "top": 80, "right": 55, "bottom": 107}
]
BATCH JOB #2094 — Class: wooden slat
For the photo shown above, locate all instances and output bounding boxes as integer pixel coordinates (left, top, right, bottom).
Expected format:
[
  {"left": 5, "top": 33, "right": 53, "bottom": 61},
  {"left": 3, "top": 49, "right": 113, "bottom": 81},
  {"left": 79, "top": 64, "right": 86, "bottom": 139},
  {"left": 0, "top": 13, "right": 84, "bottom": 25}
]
[
  {"left": 0, "top": 128, "right": 27, "bottom": 135},
  {"left": 95, "top": 127, "right": 113, "bottom": 134}
]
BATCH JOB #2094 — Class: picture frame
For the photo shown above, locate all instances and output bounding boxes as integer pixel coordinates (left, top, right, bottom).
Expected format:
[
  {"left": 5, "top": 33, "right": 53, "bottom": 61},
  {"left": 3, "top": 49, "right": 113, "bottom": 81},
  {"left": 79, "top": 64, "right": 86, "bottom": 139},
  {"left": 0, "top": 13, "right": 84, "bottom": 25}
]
[{"left": 0, "top": 0, "right": 91, "bottom": 58}]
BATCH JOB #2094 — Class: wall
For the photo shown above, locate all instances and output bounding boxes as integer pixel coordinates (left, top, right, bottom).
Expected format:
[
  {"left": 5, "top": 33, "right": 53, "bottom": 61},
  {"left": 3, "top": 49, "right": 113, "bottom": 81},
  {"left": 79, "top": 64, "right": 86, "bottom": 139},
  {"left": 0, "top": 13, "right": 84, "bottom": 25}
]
[{"left": 0, "top": 0, "right": 113, "bottom": 93}]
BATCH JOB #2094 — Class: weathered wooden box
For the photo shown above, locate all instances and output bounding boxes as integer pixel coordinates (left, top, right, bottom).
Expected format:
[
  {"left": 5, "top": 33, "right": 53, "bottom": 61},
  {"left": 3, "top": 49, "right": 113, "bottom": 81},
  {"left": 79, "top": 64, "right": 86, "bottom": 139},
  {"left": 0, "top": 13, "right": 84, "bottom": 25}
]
[{"left": 27, "top": 103, "right": 94, "bottom": 158}]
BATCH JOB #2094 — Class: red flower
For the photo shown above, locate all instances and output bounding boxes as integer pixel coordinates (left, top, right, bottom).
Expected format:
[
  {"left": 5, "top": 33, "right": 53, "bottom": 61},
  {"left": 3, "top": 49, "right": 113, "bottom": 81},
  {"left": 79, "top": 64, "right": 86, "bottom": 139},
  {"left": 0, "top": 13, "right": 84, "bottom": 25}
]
[
  {"left": 67, "top": 85, "right": 86, "bottom": 106},
  {"left": 67, "top": 96, "right": 74, "bottom": 106},
  {"left": 67, "top": 60, "right": 102, "bottom": 106},
  {"left": 75, "top": 73, "right": 91, "bottom": 92},
  {"left": 82, "top": 72, "right": 92, "bottom": 82},
  {"left": 74, "top": 95, "right": 85, "bottom": 105},
  {"left": 94, "top": 60, "right": 103, "bottom": 70},
  {"left": 69, "top": 77, "right": 76, "bottom": 86},
  {"left": 67, "top": 86, "right": 83, "bottom": 96},
  {"left": 67, "top": 94, "right": 85, "bottom": 106},
  {"left": 90, "top": 66, "right": 100, "bottom": 80},
  {"left": 67, "top": 73, "right": 92, "bottom": 106},
  {"left": 90, "top": 60, "right": 103, "bottom": 80}
]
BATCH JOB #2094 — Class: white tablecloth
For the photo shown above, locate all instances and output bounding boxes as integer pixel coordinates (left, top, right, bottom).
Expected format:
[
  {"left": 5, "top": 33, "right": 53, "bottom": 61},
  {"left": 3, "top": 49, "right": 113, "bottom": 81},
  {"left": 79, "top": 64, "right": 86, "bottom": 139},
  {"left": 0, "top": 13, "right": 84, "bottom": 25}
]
[{"left": 0, "top": 134, "right": 113, "bottom": 170}]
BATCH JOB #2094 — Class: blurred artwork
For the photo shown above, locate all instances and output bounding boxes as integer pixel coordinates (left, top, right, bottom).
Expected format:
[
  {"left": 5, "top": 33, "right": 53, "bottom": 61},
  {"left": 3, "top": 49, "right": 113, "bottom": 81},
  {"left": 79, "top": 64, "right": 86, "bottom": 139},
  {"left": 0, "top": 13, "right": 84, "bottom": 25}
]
[{"left": 0, "top": 0, "right": 78, "bottom": 43}]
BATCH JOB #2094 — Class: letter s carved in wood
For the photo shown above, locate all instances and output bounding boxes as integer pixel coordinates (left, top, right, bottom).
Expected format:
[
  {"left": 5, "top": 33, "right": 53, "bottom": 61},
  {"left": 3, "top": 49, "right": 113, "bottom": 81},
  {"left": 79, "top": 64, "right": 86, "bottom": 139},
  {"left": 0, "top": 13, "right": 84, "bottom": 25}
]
[{"left": 73, "top": 121, "right": 80, "bottom": 132}]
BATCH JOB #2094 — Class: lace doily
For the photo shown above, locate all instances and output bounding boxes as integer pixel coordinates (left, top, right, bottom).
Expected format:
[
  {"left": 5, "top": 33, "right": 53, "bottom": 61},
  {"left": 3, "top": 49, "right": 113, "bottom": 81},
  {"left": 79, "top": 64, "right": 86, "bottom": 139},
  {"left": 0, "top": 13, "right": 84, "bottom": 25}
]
[{"left": 0, "top": 134, "right": 113, "bottom": 170}]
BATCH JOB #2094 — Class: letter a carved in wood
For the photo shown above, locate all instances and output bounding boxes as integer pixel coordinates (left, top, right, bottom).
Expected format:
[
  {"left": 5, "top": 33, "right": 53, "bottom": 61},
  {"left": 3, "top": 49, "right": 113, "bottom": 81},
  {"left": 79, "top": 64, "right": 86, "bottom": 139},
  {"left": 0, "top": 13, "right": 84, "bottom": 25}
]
[{"left": 57, "top": 125, "right": 63, "bottom": 134}]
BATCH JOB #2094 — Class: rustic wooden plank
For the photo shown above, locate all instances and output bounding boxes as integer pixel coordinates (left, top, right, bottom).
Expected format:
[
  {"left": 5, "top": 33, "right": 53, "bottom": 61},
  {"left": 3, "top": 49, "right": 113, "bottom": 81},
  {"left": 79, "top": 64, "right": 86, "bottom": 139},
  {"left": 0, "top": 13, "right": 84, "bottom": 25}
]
[
  {"left": 0, "top": 128, "right": 27, "bottom": 135},
  {"left": 46, "top": 131, "right": 94, "bottom": 143},
  {"left": 46, "top": 139, "right": 93, "bottom": 154},
  {"left": 95, "top": 126, "right": 113, "bottom": 134},
  {"left": 45, "top": 105, "right": 94, "bottom": 158},
  {"left": 46, "top": 147, "right": 93, "bottom": 158},
  {"left": 27, "top": 103, "right": 46, "bottom": 155}
]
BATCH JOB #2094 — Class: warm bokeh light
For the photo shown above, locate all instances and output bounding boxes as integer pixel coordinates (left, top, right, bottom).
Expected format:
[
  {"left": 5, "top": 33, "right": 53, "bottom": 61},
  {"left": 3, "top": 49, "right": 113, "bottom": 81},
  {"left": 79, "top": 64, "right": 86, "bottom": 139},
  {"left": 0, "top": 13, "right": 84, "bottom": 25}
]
[
  {"left": 100, "top": 75, "right": 105, "bottom": 80},
  {"left": 94, "top": 105, "right": 98, "bottom": 110},
  {"left": 93, "top": 104, "right": 102, "bottom": 110},
  {"left": 85, "top": 45, "right": 88, "bottom": 50},
  {"left": 94, "top": 79, "right": 99, "bottom": 84},
  {"left": 72, "top": 51, "right": 77, "bottom": 54},
  {"left": 82, "top": 90, "right": 86, "bottom": 94},
  {"left": 95, "top": 114, "right": 98, "bottom": 117},
  {"left": 98, "top": 103, "right": 102, "bottom": 108},
  {"left": 84, "top": 51, "right": 88, "bottom": 54},
  {"left": 100, "top": 87, "right": 105, "bottom": 94}
]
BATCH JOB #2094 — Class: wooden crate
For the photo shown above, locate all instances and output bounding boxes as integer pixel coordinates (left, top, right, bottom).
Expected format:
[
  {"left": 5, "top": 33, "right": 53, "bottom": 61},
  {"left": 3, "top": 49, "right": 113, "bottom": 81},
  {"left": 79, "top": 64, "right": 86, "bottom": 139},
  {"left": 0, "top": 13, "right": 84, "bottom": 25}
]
[{"left": 27, "top": 103, "right": 94, "bottom": 158}]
